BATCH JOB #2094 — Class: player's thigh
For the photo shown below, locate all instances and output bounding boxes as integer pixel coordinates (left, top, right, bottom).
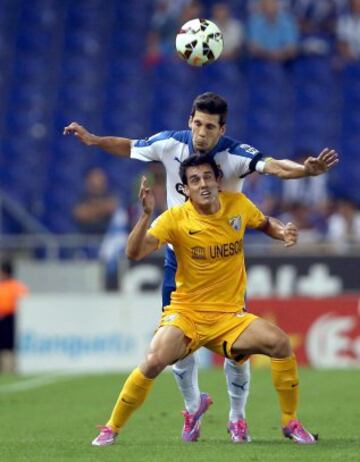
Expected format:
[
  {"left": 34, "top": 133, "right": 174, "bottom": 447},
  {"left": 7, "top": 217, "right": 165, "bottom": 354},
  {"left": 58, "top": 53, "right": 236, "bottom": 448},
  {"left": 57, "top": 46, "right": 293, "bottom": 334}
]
[
  {"left": 232, "top": 318, "right": 288, "bottom": 356},
  {"left": 148, "top": 325, "right": 188, "bottom": 364},
  {"left": 204, "top": 312, "right": 257, "bottom": 362}
]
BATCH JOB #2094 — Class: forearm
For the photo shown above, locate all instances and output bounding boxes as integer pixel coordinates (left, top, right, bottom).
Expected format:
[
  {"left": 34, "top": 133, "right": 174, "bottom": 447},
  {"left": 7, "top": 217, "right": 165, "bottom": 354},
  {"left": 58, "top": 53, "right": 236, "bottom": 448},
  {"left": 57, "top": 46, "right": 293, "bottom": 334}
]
[
  {"left": 126, "top": 212, "right": 153, "bottom": 260},
  {"left": 260, "top": 217, "right": 285, "bottom": 241},
  {"left": 90, "top": 136, "right": 131, "bottom": 157},
  {"left": 264, "top": 158, "right": 308, "bottom": 179}
]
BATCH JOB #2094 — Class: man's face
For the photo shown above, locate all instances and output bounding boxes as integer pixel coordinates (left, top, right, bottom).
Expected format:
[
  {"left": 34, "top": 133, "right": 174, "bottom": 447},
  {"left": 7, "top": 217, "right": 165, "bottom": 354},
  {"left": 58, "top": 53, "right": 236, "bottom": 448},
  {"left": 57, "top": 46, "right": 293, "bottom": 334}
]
[
  {"left": 184, "top": 164, "right": 220, "bottom": 207},
  {"left": 86, "top": 168, "right": 107, "bottom": 194},
  {"left": 189, "top": 111, "right": 225, "bottom": 153}
]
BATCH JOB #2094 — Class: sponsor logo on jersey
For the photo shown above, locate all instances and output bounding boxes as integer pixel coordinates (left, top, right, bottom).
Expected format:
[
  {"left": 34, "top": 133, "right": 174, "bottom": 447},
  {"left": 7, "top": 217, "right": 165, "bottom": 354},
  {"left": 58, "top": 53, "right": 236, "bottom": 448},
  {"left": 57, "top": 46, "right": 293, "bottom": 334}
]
[
  {"left": 240, "top": 144, "right": 259, "bottom": 155},
  {"left": 191, "top": 246, "right": 206, "bottom": 260},
  {"left": 209, "top": 239, "right": 243, "bottom": 259},
  {"left": 229, "top": 216, "right": 241, "bottom": 231}
]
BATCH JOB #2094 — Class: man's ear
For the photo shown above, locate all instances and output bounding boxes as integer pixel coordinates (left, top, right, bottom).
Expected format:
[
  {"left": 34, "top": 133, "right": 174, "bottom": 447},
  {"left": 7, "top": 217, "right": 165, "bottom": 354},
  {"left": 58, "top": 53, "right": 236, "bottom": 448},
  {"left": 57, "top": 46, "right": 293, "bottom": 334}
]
[
  {"left": 183, "top": 184, "right": 190, "bottom": 198},
  {"left": 188, "top": 116, "right": 192, "bottom": 129},
  {"left": 220, "top": 124, "right": 226, "bottom": 136}
]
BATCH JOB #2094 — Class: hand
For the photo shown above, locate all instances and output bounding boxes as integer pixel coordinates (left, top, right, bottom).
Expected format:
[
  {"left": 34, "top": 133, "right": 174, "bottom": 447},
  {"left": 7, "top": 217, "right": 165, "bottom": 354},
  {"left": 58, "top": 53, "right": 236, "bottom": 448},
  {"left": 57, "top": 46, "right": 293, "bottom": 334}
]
[
  {"left": 283, "top": 222, "right": 298, "bottom": 247},
  {"left": 304, "top": 148, "right": 339, "bottom": 176},
  {"left": 139, "top": 176, "right": 155, "bottom": 215},
  {"left": 63, "top": 122, "right": 95, "bottom": 145}
]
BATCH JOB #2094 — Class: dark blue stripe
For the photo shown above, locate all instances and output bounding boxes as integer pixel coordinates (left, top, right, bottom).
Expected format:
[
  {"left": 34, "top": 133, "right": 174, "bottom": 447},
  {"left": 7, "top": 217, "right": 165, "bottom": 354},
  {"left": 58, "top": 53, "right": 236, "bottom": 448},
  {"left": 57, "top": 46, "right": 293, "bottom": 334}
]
[
  {"left": 208, "top": 136, "right": 257, "bottom": 160},
  {"left": 134, "top": 130, "right": 192, "bottom": 148}
]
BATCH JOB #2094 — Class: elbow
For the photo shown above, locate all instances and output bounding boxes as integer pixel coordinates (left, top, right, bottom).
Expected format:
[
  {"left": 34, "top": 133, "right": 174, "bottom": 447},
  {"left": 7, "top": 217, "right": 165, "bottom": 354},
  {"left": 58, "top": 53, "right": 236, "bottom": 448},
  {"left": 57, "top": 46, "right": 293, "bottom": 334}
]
[{"left": 125, "top": 246, "right": 141, "bottom": 261}]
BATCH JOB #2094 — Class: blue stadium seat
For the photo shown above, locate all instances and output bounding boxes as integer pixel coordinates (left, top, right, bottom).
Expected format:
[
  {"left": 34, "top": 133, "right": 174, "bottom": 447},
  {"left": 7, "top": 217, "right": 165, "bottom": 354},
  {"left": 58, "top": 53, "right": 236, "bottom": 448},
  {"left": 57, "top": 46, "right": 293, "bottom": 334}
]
[{"left": 0, "top": 0, "right": 358, "bottom": 234}]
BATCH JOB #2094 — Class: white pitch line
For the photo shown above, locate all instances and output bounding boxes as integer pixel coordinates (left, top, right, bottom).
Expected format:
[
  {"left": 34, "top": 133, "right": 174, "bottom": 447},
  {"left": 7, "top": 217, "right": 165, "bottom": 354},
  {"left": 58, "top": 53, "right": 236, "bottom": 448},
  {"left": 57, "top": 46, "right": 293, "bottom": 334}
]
[{"left": 0, "top": 374, "right": 73, "bottom": 393}]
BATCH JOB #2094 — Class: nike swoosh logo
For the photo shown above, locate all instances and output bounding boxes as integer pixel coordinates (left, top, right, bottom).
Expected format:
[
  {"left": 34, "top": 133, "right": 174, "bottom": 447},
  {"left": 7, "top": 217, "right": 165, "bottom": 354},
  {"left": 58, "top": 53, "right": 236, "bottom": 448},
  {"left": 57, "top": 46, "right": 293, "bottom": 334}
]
[
  {"left": 291, "top": 383, "right": 299, "bottom": 388},
  {"left": 189, "top": 230, "right": 202, "bottom": 235}
]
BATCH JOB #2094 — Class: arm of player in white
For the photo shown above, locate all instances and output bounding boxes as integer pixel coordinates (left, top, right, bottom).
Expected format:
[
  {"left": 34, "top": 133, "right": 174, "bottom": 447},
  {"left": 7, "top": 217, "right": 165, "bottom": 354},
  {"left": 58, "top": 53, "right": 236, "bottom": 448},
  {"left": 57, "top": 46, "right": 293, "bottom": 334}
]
[
  {"left": 126, "top": 176, "right": 161, "bottom": 260},
  {"left": 263, "top": 148, "right": 338, "bottom": 179},
  {"left": 257, "top": 217, "right": 298, "bottom": 247},
  {"left": 63, "top": 122, "right": 132, "bottom": 157}
]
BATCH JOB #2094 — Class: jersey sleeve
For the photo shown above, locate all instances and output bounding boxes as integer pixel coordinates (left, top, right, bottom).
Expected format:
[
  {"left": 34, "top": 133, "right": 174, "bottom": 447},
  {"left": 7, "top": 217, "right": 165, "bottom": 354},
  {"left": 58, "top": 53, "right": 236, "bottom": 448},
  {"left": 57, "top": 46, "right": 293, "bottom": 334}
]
[
  {"left": 147, "top": 209, "right": 177, "bottom": 248},
  {"left": 228, "top": 143, "right": 265, "bottom": 177},
  {"left": 241, "top": 194, "right": 266, "bottom": 229},
  {"left": 130, "top": 131, "right": 174, "bottom": 162}
]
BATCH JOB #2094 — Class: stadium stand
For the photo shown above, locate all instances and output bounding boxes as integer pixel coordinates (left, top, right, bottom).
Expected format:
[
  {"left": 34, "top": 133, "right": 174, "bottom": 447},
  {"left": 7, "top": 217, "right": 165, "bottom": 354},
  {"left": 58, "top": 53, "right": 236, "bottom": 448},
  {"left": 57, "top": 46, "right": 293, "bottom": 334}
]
[{"left": 0, "top": 0, "right": 359, "bottom": 237}]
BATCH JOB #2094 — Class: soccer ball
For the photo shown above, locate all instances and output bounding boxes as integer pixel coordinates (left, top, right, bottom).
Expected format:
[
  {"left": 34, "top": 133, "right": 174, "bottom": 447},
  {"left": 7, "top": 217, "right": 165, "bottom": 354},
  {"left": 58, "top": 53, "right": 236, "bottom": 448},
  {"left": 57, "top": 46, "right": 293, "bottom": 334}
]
[{"left": 175, "top": 18, "right": 223, "bottom": 67}]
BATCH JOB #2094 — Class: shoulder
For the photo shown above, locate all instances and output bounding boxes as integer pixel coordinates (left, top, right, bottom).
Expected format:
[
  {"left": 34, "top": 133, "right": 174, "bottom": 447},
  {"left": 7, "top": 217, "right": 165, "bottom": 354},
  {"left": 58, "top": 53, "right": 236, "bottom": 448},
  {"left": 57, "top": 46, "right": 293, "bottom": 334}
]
[
  {"left": 154, "top": 204, "right": 184, "bottom": 224},
  {"left": 133, "top": 130, "right": 191, "bottom": 148},
  {"left": 217, "top": 136, "right": 261, "bottom": 159},
  {"left": 221, "top": 190, "right": 256, "bottom": 207},
  {"left": 221, "top": 191, "right": 245, "bottom": 203}
]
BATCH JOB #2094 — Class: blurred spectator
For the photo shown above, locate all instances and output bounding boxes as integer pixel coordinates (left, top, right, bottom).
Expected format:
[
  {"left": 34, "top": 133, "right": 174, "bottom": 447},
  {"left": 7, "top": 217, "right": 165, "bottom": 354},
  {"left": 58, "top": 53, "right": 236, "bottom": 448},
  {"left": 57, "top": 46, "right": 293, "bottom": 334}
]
[
  {"left": 327, "top": 198, "right": 360, "bottom": 250},
  {"left": 0, "top": 261, "right": 28, "bottom": 373},
  {"left": 281, "top": 152, "right": 329, "bottom": 208},
  {"left": 292, "top": 0, "right": 338, "bottom": 56},
  {"left": 145, "top": 0, "right": 181, "bottom": 65},
  {"left": 130, "top": 163, "right": 167, "bottom": 226},
  {"left": 144, "top": 0, "right": 203, "bottom": 66},
  {"left": 211, "top": 2, "right": 244, "bottom": 60},
  {"left": 279, "top": 202, "right": 323, "bottom": 243},
  {"left": 73, "top": 167, "right": 117, "bottom": 235},
  {"left": 99, "top": 205, "right": 129, "bottom": 291},
  {"left": 336, "top": 0, "right": 360, "bottom": 62},
  {"left": 179, "top": 0, "right": 204, "bottom": 25},
  {"left": 281, "top": 150, "right": 330, "bottom": 236},
  {"left": 242, "top": 172, "right": 281, "bottom": 216},
  {"left": 247, "top": 0, "right": 299, "bottom": 62}
]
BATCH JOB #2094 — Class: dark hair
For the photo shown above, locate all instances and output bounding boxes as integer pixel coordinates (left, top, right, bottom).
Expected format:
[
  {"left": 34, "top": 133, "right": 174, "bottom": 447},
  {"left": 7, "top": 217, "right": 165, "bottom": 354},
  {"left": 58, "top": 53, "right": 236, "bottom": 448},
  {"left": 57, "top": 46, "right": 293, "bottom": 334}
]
[
  {"left": 1, "top": 260, "right": 13, "bottom": 277},
  {"left": 190, "top": 92, "right": 228, "bottom": 126},
  {"left": 179, "top": 155, "right": 221, "bottom": 185}
]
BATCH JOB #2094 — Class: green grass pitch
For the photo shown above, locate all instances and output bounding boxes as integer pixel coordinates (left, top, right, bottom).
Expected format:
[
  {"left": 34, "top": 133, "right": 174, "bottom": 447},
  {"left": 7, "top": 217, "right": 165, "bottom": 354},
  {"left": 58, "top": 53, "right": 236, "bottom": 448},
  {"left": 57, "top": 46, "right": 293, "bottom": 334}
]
[{"left": 0, "top": 368, "right": 359, "bottom": 462}]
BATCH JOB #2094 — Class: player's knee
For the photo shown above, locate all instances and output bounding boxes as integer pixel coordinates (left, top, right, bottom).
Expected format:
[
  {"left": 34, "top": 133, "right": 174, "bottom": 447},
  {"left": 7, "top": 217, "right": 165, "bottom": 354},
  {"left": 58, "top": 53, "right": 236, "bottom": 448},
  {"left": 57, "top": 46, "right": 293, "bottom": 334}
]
[
  {"left": 142, "top": 351, "right": 169, "bottom": 378},
  {"left": 270, "top": 331, "right": 291, "bottom": 358}
]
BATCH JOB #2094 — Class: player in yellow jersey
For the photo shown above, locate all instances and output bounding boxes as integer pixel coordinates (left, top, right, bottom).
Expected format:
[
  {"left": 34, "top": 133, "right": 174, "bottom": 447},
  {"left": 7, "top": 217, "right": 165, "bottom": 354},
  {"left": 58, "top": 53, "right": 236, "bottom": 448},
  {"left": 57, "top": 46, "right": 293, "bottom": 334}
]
[{"left": 92, "top": 155, "right": 317, "bottom": 446}]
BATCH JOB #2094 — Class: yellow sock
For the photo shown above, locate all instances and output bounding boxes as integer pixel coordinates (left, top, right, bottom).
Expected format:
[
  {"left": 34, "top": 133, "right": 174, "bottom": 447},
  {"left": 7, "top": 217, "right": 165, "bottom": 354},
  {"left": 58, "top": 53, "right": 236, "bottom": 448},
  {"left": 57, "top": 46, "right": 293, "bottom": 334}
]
[
  {"left": 107, "top": 367, "right": 154, "bottom": 432},
  {"left": 271, "top": 355, "right": 299, "bottom": 427}
]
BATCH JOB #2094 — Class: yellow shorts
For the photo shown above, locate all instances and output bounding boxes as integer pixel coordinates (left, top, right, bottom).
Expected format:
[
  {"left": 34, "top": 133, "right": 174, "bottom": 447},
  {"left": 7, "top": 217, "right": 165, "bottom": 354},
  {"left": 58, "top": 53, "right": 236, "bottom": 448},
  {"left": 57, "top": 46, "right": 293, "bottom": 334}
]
[{"left": 159, "top": 307, "right": 258, "bottom": 363}]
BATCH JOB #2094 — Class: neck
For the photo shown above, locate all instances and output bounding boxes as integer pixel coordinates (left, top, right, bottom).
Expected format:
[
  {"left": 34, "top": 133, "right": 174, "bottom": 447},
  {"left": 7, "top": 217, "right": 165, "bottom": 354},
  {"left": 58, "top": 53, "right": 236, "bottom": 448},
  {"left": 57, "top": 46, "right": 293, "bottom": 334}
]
[{"left": 191, "top": 198, "right": 220, "bottom": 215}]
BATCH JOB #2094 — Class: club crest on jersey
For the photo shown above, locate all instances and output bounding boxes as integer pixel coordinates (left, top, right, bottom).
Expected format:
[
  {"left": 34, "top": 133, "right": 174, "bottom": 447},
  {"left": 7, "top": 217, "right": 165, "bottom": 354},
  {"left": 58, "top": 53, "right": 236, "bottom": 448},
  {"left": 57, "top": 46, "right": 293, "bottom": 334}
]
[
  {"left": 191, "top": 246, "right": 206, "bottom": 260},
  {"left": 229, "top": 216, "right": 241, "bottom": 231},
  {"left": 164, "top": 314, "right": 178, "bottom": 322}
]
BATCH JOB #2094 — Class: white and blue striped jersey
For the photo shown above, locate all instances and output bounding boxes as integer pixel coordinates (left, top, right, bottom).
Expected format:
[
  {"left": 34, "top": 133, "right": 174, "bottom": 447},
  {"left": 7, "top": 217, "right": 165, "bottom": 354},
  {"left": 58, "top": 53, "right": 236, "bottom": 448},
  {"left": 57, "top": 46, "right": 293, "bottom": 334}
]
[{"left": 131, "top": 130, "right": 265, "bottom": 208}]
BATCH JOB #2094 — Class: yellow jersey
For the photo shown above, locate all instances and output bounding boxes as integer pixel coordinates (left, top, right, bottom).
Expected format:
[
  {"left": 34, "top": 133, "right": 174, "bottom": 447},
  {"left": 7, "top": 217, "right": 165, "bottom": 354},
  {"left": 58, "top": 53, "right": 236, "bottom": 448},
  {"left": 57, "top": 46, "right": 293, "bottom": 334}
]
[{"left": 148, "top": 191, "right": 265, "bottom": 312}]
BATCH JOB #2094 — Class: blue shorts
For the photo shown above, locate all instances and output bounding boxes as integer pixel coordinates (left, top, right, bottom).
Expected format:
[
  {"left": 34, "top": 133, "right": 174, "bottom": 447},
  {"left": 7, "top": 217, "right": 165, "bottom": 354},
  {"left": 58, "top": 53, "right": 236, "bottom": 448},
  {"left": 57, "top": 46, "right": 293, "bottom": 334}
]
[{"left": 162, "top": 247, "right": 177, "bottom": 308}]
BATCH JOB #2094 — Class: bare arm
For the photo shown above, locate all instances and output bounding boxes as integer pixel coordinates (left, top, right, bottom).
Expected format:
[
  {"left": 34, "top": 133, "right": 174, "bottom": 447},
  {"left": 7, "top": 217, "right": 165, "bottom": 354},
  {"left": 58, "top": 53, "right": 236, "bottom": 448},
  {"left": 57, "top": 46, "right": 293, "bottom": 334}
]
[
  {"left": 264, "top": 148, "right": 339, "bottom": 179},
  {"left": 258, "top": 217, "right": 298, "bottom": 247},
  {"left": 126, "top": 176, "right": 160, "bottom": 260},
  {"left": 249, "top": 43, "right": 297, "bottom": 62},
  {"left": 63, "top": 122, "right": 131, "bottom": 157},
  {"left": 73, "top": 196, "right": 117, "bottom": 223}
]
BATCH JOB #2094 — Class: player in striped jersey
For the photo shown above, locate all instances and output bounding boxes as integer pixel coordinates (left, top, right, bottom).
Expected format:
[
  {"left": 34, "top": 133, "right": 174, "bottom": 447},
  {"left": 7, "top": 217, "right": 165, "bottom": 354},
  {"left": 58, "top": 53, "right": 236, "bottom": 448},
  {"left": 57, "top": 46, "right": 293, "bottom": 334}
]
[{"left": 64, "top": 92, "right": 338, "bottom": 442}]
